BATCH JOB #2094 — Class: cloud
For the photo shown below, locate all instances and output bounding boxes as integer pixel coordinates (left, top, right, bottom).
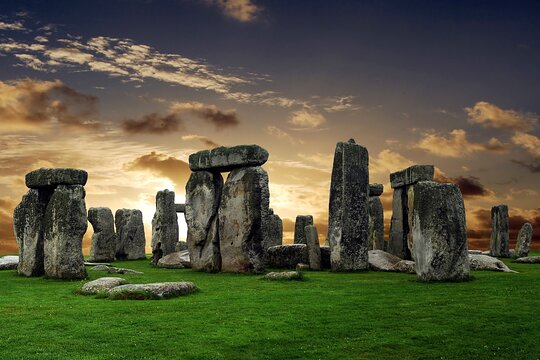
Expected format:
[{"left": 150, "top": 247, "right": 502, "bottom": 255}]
[
  {"left": 370, "top": 149, "right": 415, "bottom": 175},
  {"left": 207, "top": 0, "right": 262, "bottom": 22},
  {"left": 0, "top": 79, "right": 99, "bottom": 133},
  {"left": 182, "top": 134, "right": 219, "bottom": 148},
  {"left": 170, "top": 101, "right": 239, "bottom": 129},
  {"left": 323, "top": 96, "right": 361, "bottom": 112},
  {"left": 121, "top": 112, "right": 184, "bottom": 134},
  {"left": 0, "top": 197, "right": 18, "bottom": 254},
  {"left": 124, "top": 151, "right": 191, "bottom": 189},
  {"left": 511, "top": 159, "right": 540, "bottom": 173},
  {"left": 289, "top": 107, "right": 326, "bottom": 128},
  {"left": 45, "top": 47, "right": 94, "bottom": 64},
  {"left": 0, "top": 21, "right": 25, "bottom": 31},
  {"left": 434, "top": 172, "right": 493, "bottom": 199},
  {"left": 414, "top": 129, "right": 509, "bottom": 157},
  {"left": 511, "top": 132, "right": 540, "bottom": 157},
  {"left": 465, "top": 101, "right": 538, "bottom": 132},
  {"left": 267, "top": 126, "right": 303, "bottom": 145},
  {"left": 14, "top": 54, "right": 47, "bottom": 71}
]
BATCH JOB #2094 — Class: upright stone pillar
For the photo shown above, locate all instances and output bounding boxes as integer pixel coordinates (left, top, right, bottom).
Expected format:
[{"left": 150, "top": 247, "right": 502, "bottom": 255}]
[
  {"left": 305, "top": 225, "right": 321, "bottom": 270},
  {"left": 44, "top": 185, "right": 87, "bottom": 279},
  {"left": 185, "top": 171, "right": 223, "bottom": 272},
  {"left": 294, "top": 215, "right": 313, "bottom": 244},
  {"left": 151, "top": 189, "right": 179, "bottom": 257},
  {"left": 515, "top": 223, "right": 533, "bottom": 258},
  {"left": 219, "top": 166, "right": 269, "bottom": 273},
  {"left": 368, "top": 183, "right": 384, "bottom": 251},
  {"left": 115, "top": 209, "right": 146, "bottom": 260},
  {"left": 327, "top": 139, "right": 369, "bottom": 271},
  {"left": 263, "top": 208, "right": 283, "bottom": 251},
  {"left": 88, "top": 207, "right": 116, "bottom": 262},
  {"left": 490, "top": 204, "right": 509, "bottom": 257}
]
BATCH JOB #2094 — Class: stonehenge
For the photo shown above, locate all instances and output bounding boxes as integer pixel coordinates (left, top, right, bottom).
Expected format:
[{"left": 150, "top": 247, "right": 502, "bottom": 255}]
[
  {"left": 515, "top": 223, "right": 533, "bottom": 258},
  {"left": 490, "top": 205, "right": 509, "bottom": 257},
  {"left": 368, "top": 183, "right": 384, "bottom": 251},
  {"left": 115, "top": 209, "right": 146, "bottom": 260},
  {"left": 263, "top": 208, "right": 283, "bottom": 251},
  {"left": 294, "top": 215, "right": 313, "bottom": 245},
  {"left": 151, "top": 189, "right": 179, "bottom": 261},
  {"left": 305, "top": 225, "right": 321, "bottom": 270},
  {"left": 88, "top": 207, "right": 116, "bottom": 263}
]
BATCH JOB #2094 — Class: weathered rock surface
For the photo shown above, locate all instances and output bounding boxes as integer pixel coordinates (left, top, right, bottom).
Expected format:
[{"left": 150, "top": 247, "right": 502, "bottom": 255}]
[
  {"left": 189, "top": 144, "right": 269, "bottom": 172},
  {"left": 369, "top": 183, "right": 384, "bottom": 196},
  {"left": 469, "top": 254, "right": 516, "bottom": 272},
  {"left": 0, "top": 256, "right": 19, "bottom": 270},
  {"left": 25, "top": 168, "right": 88, "bottom": 188},
  {"left": 389, "top": 187, "right": 411, "bottom": 259},
  {"left": 108, "top": 282, "right": 197, "bottom": 299},
  {"left": 151, "top": 190, "right": 178, "bottom": 259},
  {"left": 175, "top": 241, "right": 188, "bottom": 252},
  {"left": 515, "top": 223, "right": 533, "bottom": 258},
  {"left": 44, "top": 185, "right": 87, "bottom": 280},
  {"left": 175, "top": 204, "right": 186, "bottom": 213},
  {"left": 80, "top": 277, "right": 127, "bottom": 295},
  {"left": 368, "top": 196, "right": 384, "bottom": 250},
  {"left": 390, "top": 165, "right": 434, "bottom": 189},
  {"left": 296, "top": 263, "right": 310, "bottom": 271},
  {"left": 157, "top": 250, "right": 191, "bottom": 269},
  {"left": 88, "top": 207, "right": 116, "bottom": 262},
  {"left": 115, "top": 209, "right": 146, "bottom": 260},
  {"left": 219, "top": 166, "right": 269, "bottom": 273},
  {"left": 13, "top": 188, "right": 51, "bottom": 276},
  {"left": 294, "top": 215, "right": 313, "bottom": 245},
  {"left": 90, "top": 264, "right": 112, "bottom": 271},
  {"left": 264, "top": 271, "right": 303, "bottom": 281},
  {"left": 490, "top": 204, "right": 510, "bottom": 258},
  {"left": 264, "top": 244, "right": 308, "bottom": 269},
  {"left": 514, "top": 256, "right": 540, "bottom": 264},
  {"left": 368, "top": 250, "right": 401, "bottom": 271},
  {"left": 393, "top": 260, "right": 416, "bottom": 274},
  {"left": 409, "top": 181, "right": 469, "bottom": 282},
  {"left": 263, "top": 209, "right": 283, "bottom": 251},
  {"left": 106, "top": 266, "right": 143, "bottom": 275},
  {"left": 468, "top": 250, "right": 483, "bottom": 255},
  {"left": 305, "top": 225, "right": 321, "bottom": 270},
  {"left": 320, "top": 246, "right": 331, "bottom": 269},
  {"left": 185, "top": 171, "right": 223, "bottom": 272},
  {"left": 327, "top": 139, "right": 369, "bottom": 271}
]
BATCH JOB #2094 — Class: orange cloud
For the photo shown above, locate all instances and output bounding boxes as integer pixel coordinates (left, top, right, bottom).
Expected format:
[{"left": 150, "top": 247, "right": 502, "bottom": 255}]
[
  {"left": 414, "top": 129, "right": 508, "bottom": 157},
  {"left": 124, "top": 151, "right": 191, "bottom": 190},
  {"left": 207, "top": 0, "right": 262, "bottom": 22},
  {"left": 465, "top": 101, "right": 537, "bottom": 132}
]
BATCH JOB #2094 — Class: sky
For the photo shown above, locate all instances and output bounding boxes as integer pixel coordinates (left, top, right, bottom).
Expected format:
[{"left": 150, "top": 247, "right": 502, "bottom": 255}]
[{"left": 0, "top": 0, "right": 539, "bottom": 254}]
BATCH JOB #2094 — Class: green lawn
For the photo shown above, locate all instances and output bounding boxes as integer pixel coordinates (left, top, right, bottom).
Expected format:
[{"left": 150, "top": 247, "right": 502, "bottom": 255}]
[{"left": 0, "top": 255, "right": 539, "bottom": 360}]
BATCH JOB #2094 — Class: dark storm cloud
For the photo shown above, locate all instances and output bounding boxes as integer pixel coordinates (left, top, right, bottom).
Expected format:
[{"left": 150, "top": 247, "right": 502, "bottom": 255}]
[
  {"left": 434, "top": 173, "right": 492, "bottom": 199},
  {"left": 121, "top": 112, "right": 184, "bottom": 134}
]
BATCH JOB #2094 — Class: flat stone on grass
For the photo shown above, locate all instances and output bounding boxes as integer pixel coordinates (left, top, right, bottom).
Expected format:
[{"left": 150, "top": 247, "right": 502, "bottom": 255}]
[
  {"left": 264, "top": 271, "right": 304, "bottom": 281},
  {"left": 514, "top": 256, "right": 540, "bottom": 264},
  {"left": 108, "top": 282, "right": 197, "bottom": 300},
  {"left": 80, "top": 277, "right": 127, "bottom": 295},
  {"left": 469, "top": 254, "right": 516, "bottom": 273},
  {"left": 0, "top": 256, "right": 19, "bottom": 270}
]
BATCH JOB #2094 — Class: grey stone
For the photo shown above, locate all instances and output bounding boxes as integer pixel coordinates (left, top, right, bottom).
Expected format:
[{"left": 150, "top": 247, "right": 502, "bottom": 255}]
[
  {"left": 305, "top": 225, "right": 321, "bottom": 270},
  {"left": 490, "top": 205, "right": 510, "bottom": 257},
  {"left": 409, "top": 181, "right": 469, "bottom": 282},
  {"left": 368, "top": 196, "right": 384, "bottom": 251},
  {"left": 327, "top": 139, "right": 369, "bottom": 271},
  {"left": 0, "top": 256, "right": 19, "bottom": 270},
  {"left": 84, "top": 262, "right": 111, "bottom": 266},
  {"left": 189, "top": 144, "right": 269, "bottom": 172},
  {"left": 468, "top": 250, "right": 483, "bottom": 255},
  {"left": 390, "top": 165, "right": 434, "bottom": 189},
  {"left": 157, "top": 250, "right": 191, "bottom": 269},
  {"left": 264, "top": 244, "right": 309, "bottom": 269},
  {"left": 515, "top": 223, "right": 533, "bottom": 258},
  {"left": 294, "top": 215, "right": 313, "bottom": 244},
  {"left": 469, "top": 254, "right": 516, "bottom": 272},
  {"left": 369, "top": 183, "right": 384, "bottom": 197},
  {"left": 25, "top": 168, "right": 88, "bottom": 188},
  {"left": 88, "top": 207, "right": 116, "bottom": 262},
  {"left": 44, "top": 185, "right": 87, "bottom": 280},
  {"left": 368, "top": 250, "right": 401, "bottom": 271},
  {"left": 389, "top": 187, "right": 411, "bottom": 259},
  {"left": 90, "top": 264, "right": 111, "bottom": 271},
  {"left": 115, "top": 209, "right": 146, "bottom": 260},
  {"left": 219, "top": 166, "right": 269, "bottom": 273},
  {"left": 185, "top": 171, "right": 223, "bottom": 272},
  {"left": 80, "top": 277, "right": 127, "bottom": 295},
  {"left": 13, "top": 188, "right": 51, "bottom": 276},
  {"left": 107, "top": 267, "right": 143, "bottom": 275},
  {"left": 393, "top": 260, "right": 416, "bottom": 274},
  {"left": 263, "top": 208, "right": 283, "bottom": 251},
  {"left": 175, "top": 204, "right": 185, "bottom": 213},
  {"left": 175, "top": 241, "right": 188, "bottom": 252},
  {"left": 296, "top": 263, "right": 310, "bottom": 271},
  {"left": 151, "top": 190, "right": 179, "bottom": 258},
  {"left": 108, "top": 282, "right": 197, "bottom": 299},
  {"left": 514, "top": 256, "right": 540, "bottom": 264},
  {"left": 264, "top": 271, "right": 303, "bottom": 281},
  {"left": 320, "top": 246, "right": 331, "bottom": 269}
]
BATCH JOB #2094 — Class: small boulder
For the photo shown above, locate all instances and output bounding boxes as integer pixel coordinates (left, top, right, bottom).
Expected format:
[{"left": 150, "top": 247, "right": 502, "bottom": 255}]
[
  {"left": 514, "top": 256, "right": 540, "bottom": 264},
  {"left": 80, "top": 277, "right": 127, "bottom": 295},
  {"left": 264, "top": 271, "right": 303, "bottom": 281},
  {"left": 0, "top": 256, "right": 19, "bottom": 270},
  {"left": 157, "top": 250, "right": 191, "bottom": 269},
  {"left": 469, "top": 254, "right": 516, "bottom": 273},
  {"left": 108, "top": 282, "right": 197, "bottom": 300},
  {"left": 368, "top": 250, "right": 401, "bottom": 271},
  {"left": 393, "top": 260, "right": 415, "bottom": 274},
  {"left": 91, "top": 264, "right": 111, "bottom": 271}
]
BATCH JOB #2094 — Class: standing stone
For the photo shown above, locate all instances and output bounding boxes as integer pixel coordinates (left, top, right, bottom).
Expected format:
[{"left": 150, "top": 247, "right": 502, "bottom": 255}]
[
  {"left": 115, "top": 209, "right": 146, "bottom": 260},
  {"left": 368, "top": 196, "right": 384, "bottom": 250},
  {"left": 219, "top": 166, "right": 269, "bottom": 273},
  {"left": 88, "top": 207, "right": 116, "bottom": 263},
  {"left": 327, "top": 139, "right": 369, "bottom": 271},
  {"left": 515, "top": 223, "right": 533, "bottom": 258},
  {"left": 409, "top": 181, "right": 469, "bottom": 282},
  {"left": 13, "top": 189, "right": 52, "bottom": 276},
  {"left": 490, "top": 205, "right": 510, "bottom": 257},
  {"left": 294, "top": 215, "right": 313, "bottom": 244},
  {"left": 185, "top": 171, "right": 223, "bottom": 272},
  {"left": 189, "top": 145, "right": 269, "bottom": 172},
  {"left": 369, "top": 183, "right": 384, "bottom": 196},
  {"left": 263, "top": 208, "right": 283, "bottom": 251},
  {"left": 44, "top": 185, "right": 87, "bottom": 280},
  {"left": 305, "top": 225, "right": 321, "bottom": 270},
  {"left": 151, "top": 189, "right": 179, "bottom": 258}
]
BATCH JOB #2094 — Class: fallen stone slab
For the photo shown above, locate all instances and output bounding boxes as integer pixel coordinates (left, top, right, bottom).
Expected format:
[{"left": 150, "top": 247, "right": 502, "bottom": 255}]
[
  {"left": 157, "top": 250, "right": 191, "bottom": 269},
  {"left": 107, "top": 267, "right": 144, "bottom": 275},
  {"left": 80, "top": 277, "right": 127, "bottom": 295},
  {"left": 368, "top": 250, "right": 401, "bottom": 271},
  {"left": 26, "top": 168, "right": 88, "bottom": 188},
  {"left": 108, "top": 282, "right": 197, "bottom": 300},
  {"left": 0, "top": 256, "right": 19, "bottom": 270},
  {"left": 84, "top": 262, "right": 112, "bottom": 266},
  {"left": 264, "top": 244, "right": 308, "bottom": 269},
  {"left": 393, "top": 260, "right": 415, "bottom": 274},
  {"left": 469, "top": 254, "right": 516, "bottom": 273},
  {"left": 390, "top": 165, "right": 434, "bottom": 189},
  {"left": 514, "top": 256, "right": 540, "bottom": 264},
  {"left": 264, "top": 271, "right": 303, "bottom": 281},
  {"left": 468, "top": 250, "right": 483, "bottom": 255},
  {"left": 90, "top": 264, "right": 112, "bottom": 271},
  {"left": 368, "top": 183, "right": 383, "bottom": 196},
  {"left": 189, "top": 144, "right": 269, "bottom": 172}
]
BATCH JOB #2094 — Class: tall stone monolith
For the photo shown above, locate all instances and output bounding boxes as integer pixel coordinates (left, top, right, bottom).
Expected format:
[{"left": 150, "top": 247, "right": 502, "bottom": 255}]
[
  {"left": 294, "top": 215, "right": 313, "bottom": 245},
  {"left": 490, "top": 204, "right": 509, "bottom": 257},
  {"left": 88, "top": 207, "right": 116, "bottom": 262},
  {"left": 151, "top": 189, "right": 179, "bottom": 258},
  {"left": 305, "top": 225, "right": 321, "bottom": 270},
  {"left": 263, "top": 208, "right": 283, "bottom": 251},
  {"left": 115, "top": 209, "right": 146, "bottom": 260},
  {"left": 515, "top": 222, "right": 533, "bottom": 258},
  {"left": 368, "top": 183, "right": 384, "bottom": 251}
]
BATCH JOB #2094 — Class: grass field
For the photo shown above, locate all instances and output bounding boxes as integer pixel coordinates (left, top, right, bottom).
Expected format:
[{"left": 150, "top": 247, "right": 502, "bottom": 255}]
[{"left": 0, "top": 255, "right": 539, "bottom": 360}]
